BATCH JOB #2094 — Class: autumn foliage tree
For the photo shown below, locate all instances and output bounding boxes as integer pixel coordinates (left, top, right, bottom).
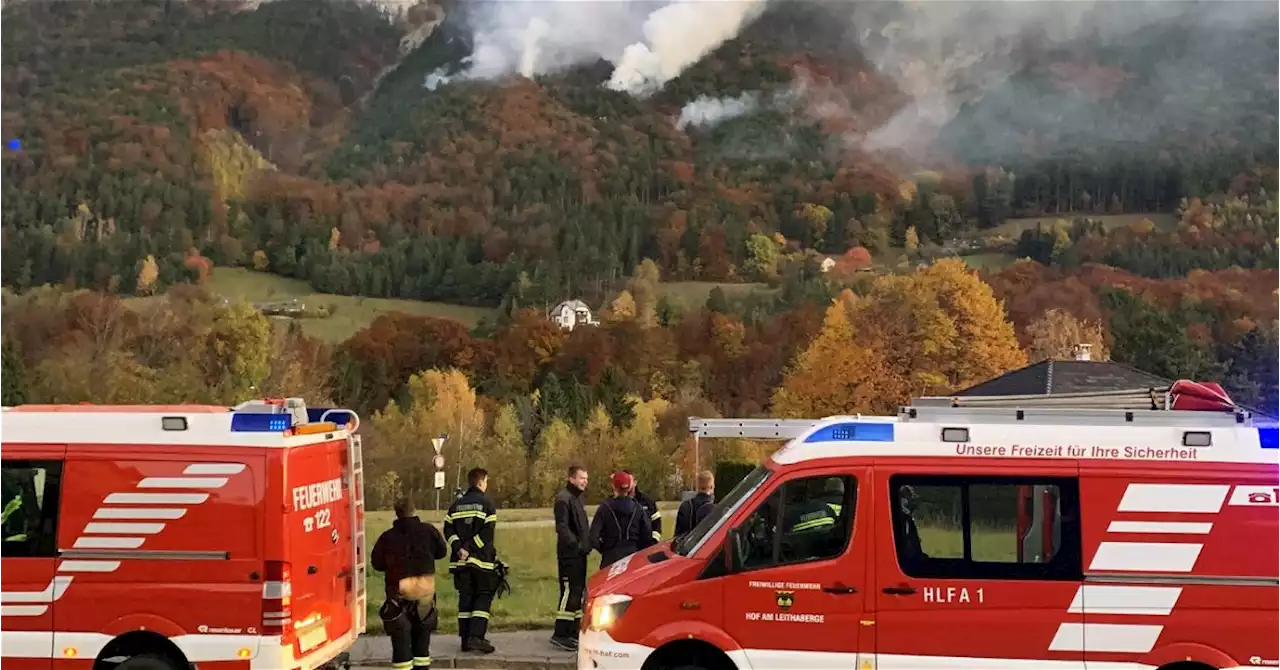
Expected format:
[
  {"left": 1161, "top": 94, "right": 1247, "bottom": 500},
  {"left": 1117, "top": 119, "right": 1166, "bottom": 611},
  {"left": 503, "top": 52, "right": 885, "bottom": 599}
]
[
  {"left": 1024, "top": 308, "right": 1111, "bottom": 363},
  {"left": 773, "top": 301, "right": 896, "bottom": 417}
]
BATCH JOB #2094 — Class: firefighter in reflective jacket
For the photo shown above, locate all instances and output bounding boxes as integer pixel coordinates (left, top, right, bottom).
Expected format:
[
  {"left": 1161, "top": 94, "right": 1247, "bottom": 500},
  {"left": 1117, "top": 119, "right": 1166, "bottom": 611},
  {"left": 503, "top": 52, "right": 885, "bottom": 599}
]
[
  {"left": 623, "top": 469, "right": 662, "bottom": 543},
  {"left": 589, "top": 472, "right": 655, "bottom": 568},
  {"left": 371, "top": 498, "right": 448, "bottom": 670},
  {"left": 444, "top": 468, "right": 499, "bottom": 655}
]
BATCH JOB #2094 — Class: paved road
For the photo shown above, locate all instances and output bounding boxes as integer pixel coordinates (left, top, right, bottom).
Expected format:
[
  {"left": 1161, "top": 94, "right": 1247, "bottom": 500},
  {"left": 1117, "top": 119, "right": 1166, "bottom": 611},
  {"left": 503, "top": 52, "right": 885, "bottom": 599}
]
[{"left": 350, "top": 630, "right": 574, "bottom": 669}]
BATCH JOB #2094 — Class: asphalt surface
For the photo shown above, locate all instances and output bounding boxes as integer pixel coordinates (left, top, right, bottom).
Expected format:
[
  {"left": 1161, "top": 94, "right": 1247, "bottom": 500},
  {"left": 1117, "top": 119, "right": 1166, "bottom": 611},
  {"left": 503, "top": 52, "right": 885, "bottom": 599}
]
[{"left": 350, "top": 630, "right": 574, "bottom": 670}]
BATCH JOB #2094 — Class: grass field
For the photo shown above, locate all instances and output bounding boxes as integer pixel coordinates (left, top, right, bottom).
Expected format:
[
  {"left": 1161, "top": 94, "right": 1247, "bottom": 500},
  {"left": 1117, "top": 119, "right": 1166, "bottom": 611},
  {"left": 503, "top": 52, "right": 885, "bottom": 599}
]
[
  {"left": 125, "top": 268, "right": 495, "bottom": 342},
  {"left": 361, "top": 509, "right": 1010, "bottom": 635},
  {"left": 657, "top": 281, "right": 775, "bottom": 309},
  {"left": 986, "top": 212, "right": 1178, "bottom": 238}
]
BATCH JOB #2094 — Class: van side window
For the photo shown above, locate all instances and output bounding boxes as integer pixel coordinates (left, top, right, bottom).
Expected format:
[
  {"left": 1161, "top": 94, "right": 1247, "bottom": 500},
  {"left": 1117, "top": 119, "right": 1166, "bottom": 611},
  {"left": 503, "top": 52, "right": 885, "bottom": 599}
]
[
  {"left": 734, "top": 475, "right": 856, "bottom": 572},
  {"left": 889, "top": 475, "right": 1081, "bottom": 581},
  {"left": 1, "top": 461, "right": 63, "bottom": 558}
]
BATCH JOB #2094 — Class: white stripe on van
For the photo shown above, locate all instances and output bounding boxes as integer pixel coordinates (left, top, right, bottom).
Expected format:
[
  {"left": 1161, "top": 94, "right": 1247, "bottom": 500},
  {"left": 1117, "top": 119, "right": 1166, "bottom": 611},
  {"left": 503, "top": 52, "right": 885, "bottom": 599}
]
[
  {"left": 1089, "top": 542, "right": 1202, "bottom": 572},
  {"left": 57, "top": 561, "right": 121, "bottom": 573},
  {"left": 1117, "top": 484, "right": 1229, "bottom": 514},
  {"left": 83, "top": 522, "right": 165, "bottom": 535},
  {"left": 183, "top": 463, "right": 247, "bottom": 476},
  {"left": 1067, "top": 585, "right": 1181, "bottom": 616},
  {"left": 73, "top": 536, "right": 145, "bottom": 550},
  {"left": 1048, "top": 622, "right": 1163, "bottom": 654},
  {"left": 104, "top": 493, "right": 209, "bottom": 505},
  {"left": 138, "top": 477, "right": 229, "bottom": 489},
  {"left": 94, "top": 507, "right": 187, "bottom": 520},
  {"left": 1106, "top": 521, "right": 1213, "bottom": 535}
]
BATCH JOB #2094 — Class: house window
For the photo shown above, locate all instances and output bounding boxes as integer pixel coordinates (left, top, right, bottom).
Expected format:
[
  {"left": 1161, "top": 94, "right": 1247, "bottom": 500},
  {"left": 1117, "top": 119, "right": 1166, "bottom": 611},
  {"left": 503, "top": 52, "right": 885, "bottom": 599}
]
[
  {"left": 1, "top": 461, "right": 63, "bottom": 558},
  {"left": 889, "top": 474, "right": 1081, "bottom": 581}
]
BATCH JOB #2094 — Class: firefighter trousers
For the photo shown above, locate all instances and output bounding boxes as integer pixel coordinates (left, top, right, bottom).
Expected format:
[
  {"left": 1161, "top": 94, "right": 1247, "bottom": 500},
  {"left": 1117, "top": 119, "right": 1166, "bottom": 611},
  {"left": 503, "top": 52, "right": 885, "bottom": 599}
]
[
  {"left": 454, "top": 567, "right": 497, "bottom": 641},
  {"left": 381, "top": 598, "right": 436, "bottom": 669},
  {"left": 553, "top": 556, "right": 586, "bottom": 638}
]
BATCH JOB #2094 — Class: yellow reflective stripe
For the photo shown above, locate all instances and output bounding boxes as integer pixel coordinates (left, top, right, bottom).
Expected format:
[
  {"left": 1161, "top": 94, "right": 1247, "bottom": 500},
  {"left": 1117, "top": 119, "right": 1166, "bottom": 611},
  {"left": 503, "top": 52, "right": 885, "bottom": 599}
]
[
  {"left": 485, "top": 513, "right": 498, "bottom": 524},
  {"left": 412, "top": 658, "right": 431, "bottom": 667},
  {"left": 792, "top": 517, "right": 836, "bottom": 532},
  {"left": 474, "top": 536, "right": 485, "bottom": 549},
  {"left": 465, "top": 557, "right": 496, "bottom": 570},
  {"left": 651, "top": 531, "right": 661, "bottom": 541},
  {"left": 392, "top": 662, "right": 412, "bottom": 669},
  {"left": 473, "top": 611, "right": 491, "bottom": 619},
  {"left": 828, "top": 504, "right": 842, "bottom": 515},
  {"left": 447, "top": 535, "right": 459, "bottom": 546},
  {"left": 448, "top": 511, "right": 488, "bottom": 521},
  {"left": 650, "top": 511, "right": 661, "bottom": 520},
  {"left": 457, "top": 612, "right": 473, "bottom": 619},
  {"left": 555, "top": 612, "right": 576, "bottom": 620}
]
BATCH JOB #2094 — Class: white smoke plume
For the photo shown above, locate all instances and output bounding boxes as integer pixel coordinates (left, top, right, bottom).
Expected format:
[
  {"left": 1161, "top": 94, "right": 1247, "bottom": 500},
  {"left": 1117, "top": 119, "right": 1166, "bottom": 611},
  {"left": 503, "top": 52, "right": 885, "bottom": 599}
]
[
  {"left": 676, "top": 92, "right": 761, "bottom": 130},
  {"left": 454, "top": 0, "right": 767, "bottom": 96},
  {"left": 606, "top": 0, "right": 769, "bottom": 96},
  {"left": 833, "top": 0, "right": 1278, "bottom": 157}
]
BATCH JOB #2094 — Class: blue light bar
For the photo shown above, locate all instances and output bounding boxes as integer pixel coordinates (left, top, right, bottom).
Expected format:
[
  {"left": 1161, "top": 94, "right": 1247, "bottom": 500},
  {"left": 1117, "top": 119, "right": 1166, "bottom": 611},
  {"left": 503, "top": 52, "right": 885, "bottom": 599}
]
[
  {"left": 1259, "top": 427, "right": 1278, "bottom": 449},
  {"left": 804, "top": 422, "right": 895, "bottom": 443},
  {"left": 231, "top": 413, "right": 292, "bottom": 432}
]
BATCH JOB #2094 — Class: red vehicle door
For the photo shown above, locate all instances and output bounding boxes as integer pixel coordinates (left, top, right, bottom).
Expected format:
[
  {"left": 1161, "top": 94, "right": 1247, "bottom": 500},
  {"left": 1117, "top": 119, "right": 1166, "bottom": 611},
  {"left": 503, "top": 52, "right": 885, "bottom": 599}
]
[
  {"left": 2, "top": 447, "right": 67, "bottom": 670},
  {"left": 872, "top": 460, "right": 1086, "bottom": 669},
  {"left": 720, "top": 465, "right": 871, "bottom": 669}
]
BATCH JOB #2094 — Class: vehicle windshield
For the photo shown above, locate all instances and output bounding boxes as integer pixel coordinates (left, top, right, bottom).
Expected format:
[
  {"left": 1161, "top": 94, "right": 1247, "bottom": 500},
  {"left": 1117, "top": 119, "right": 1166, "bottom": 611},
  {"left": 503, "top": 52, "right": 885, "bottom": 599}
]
[{"left": 673, "top": 465, "right": 771, "bottom": 556}]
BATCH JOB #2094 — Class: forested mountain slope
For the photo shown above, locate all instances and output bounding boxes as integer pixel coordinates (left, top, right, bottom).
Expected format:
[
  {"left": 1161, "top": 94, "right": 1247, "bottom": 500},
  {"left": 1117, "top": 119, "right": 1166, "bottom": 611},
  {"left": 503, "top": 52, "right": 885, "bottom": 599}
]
[{"left": 2, "top": 0, "right": 1276, "bottom": 309}]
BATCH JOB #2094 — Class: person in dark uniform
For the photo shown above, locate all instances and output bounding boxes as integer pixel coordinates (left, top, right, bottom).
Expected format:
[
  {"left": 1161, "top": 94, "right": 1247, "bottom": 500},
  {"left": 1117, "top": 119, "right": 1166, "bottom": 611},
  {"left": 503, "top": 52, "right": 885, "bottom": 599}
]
[
  {"left": 896, "top": 484, "right": 928, "bottom": 563},
  {"left": 674, "top": 470, "right": 715, "bottom": 537},
  {"left": 589, "top": 472, "right": 654, "bottom": 568},
  {"left": 623, "top": 469, "right": 662, "bottom": 544},
  {"left": 370, "top": 499, "right": 449, "bottom": 670},
  {"left": 444, "top": 468, "right": 499, "bottom": 654},
  {"left": 550, "top": 465, "right": 590, "bottom": 651}
]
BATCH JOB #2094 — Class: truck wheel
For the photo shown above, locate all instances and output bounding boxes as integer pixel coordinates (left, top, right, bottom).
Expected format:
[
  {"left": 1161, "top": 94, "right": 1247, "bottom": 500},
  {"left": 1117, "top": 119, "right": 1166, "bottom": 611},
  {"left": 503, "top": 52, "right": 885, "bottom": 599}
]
[{"left": 116, "top": 654, "right": 181, "bottom": 670}]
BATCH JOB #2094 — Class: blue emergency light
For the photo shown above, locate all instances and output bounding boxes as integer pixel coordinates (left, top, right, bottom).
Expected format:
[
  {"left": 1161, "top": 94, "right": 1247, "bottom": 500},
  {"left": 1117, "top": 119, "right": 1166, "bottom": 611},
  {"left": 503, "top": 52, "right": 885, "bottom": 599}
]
[
  {"left": 1259, "top": 427, "right": 1278, "bottom": 449},
  {"left": 804, "top": 421, "right": 895, "bottom": 443},
  {"left": 230, "top": 413, "right": 293, "bottom": 432}
]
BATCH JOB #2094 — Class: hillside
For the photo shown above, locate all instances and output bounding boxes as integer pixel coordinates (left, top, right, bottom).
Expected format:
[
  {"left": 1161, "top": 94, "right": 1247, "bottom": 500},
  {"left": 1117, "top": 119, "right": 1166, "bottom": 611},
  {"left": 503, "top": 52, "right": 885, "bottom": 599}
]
[{"left": 2, "top": 0, "right": 1276, "bottom": 312}]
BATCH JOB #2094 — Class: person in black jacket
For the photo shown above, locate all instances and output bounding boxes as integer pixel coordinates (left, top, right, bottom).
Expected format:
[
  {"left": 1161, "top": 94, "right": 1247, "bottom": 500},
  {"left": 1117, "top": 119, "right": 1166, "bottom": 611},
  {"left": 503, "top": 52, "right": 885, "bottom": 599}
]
[
  {"left": 589, "top": 472, "right": 655, "bottom": 568},
  {"left": 623, "top": 469, "right": 662, "bottom": 544},
  {"left": 371, "top": 499, "right": 449, "bottom": 670},
  {"left": 550, "top": 465, "right": 590, "bottom": 651},
  {"left": 444, "top": 468, "right": 499, "bottom": 654},
  {"left": 675, "top": 470, "right": 715, "bottom": 537}
]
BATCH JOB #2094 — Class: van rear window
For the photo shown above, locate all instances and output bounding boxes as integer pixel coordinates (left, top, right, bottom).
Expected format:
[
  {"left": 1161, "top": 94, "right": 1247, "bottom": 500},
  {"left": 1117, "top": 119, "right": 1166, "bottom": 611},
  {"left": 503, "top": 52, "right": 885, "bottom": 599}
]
[{"left": 889, "top": 475, "right": 1082, "bottom": 581}]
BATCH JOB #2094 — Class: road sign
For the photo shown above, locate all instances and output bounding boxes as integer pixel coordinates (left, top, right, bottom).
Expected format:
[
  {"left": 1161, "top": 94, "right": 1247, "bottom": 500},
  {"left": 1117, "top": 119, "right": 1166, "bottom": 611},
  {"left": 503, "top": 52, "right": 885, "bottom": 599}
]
[
  {"left": 434, "top": 471, "right": 446, "bottom": 489},
  {"left": 432, "top": 437, "right": 445, "bottom": 454},
  {"left": 433, "top": 454, "right": 445, "bottom": 469}
]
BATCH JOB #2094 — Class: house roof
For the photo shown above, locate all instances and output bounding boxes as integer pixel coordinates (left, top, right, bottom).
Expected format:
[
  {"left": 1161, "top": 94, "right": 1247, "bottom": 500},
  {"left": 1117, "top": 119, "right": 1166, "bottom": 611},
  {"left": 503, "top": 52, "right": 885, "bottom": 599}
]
[{"left": 955, "top": 360, "right": 1171, "bottom": 397}]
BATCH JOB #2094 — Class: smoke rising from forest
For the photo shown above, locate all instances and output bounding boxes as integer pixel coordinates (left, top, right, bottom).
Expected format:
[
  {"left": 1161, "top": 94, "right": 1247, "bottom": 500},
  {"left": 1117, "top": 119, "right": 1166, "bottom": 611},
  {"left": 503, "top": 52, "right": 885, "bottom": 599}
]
[
  {"left": 828, "top": 0, "right": 1279, "bottom": 158},
  {"left": 448, "top": 0, "right": 1276, "bottom": 160}
]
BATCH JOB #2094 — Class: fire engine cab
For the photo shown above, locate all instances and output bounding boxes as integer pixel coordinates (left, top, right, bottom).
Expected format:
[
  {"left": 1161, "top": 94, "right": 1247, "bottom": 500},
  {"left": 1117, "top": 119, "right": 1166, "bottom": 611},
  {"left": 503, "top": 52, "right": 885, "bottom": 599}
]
[
  {"left": 0, "top": 398, "right": 368, "bottom": 670},
  {"left": 579, "top": 382, "right": 1279, "bottom": 670}
]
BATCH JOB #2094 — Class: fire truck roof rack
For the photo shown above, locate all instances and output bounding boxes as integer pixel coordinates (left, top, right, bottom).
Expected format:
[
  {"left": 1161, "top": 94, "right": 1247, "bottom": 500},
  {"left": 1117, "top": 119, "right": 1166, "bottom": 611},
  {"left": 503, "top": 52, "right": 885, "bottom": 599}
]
[{"left": 688, "top": 382, "right": 1256, "bottom": 439}]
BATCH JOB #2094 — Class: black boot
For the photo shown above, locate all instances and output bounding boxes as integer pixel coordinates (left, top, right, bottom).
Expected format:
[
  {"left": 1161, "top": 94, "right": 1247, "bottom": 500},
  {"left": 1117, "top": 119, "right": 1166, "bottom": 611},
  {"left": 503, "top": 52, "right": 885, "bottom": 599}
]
[{"left": 468, "top": 637, "right": 495, "bottom": 654}]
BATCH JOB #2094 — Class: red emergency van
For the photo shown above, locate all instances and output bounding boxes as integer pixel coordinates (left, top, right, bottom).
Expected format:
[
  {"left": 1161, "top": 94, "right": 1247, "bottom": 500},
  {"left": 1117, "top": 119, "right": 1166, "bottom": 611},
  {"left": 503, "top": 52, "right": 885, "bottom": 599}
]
[
  {"left": 0, "top": 398, "right": 368, "bottom": 670},
  {"left": 579, "top": 383, "right": 1279, "bottom": 670}
]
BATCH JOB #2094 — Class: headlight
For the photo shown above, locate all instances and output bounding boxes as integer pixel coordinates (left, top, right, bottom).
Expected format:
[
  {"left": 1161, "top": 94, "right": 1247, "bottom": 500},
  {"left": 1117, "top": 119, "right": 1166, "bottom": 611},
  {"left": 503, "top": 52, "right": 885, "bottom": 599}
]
[{"left": 588, "top": 594, "right": 632, "bottom": 632}]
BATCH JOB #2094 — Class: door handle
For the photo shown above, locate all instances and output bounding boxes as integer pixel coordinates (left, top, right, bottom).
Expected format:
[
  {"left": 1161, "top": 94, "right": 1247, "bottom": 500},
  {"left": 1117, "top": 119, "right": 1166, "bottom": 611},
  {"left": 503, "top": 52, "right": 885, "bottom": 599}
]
[
  {"left": 823, "top": 583, "right": 857, "bottom": 595},
  {"left": 882, "top": 585, "right": 917, "bottom": 595}
]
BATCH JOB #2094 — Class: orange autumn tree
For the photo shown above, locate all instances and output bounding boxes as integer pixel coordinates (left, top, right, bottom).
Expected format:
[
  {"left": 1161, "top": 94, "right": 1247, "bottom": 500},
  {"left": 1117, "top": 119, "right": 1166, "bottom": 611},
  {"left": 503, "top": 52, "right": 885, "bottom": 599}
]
[
  {"left": 772, "top": 301, "right": 896, "bottom": 418},
  {"left": 850, "top": 258, "right": 1026, "bottom": 401}
]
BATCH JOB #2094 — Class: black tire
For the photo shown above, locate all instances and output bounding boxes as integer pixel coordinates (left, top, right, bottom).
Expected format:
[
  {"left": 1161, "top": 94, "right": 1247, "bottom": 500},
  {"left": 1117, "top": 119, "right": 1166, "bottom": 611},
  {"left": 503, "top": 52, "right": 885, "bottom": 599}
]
[{"left": 116, "top": 653, "right": 181, "bottom": 670}]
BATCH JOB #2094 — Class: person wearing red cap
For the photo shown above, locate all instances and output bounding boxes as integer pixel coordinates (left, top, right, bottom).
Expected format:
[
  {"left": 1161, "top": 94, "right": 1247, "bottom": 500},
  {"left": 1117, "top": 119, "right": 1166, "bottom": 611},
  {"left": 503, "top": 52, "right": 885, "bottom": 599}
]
[{"left": 588, "top": 471, "right": 655, "bottom": 568}]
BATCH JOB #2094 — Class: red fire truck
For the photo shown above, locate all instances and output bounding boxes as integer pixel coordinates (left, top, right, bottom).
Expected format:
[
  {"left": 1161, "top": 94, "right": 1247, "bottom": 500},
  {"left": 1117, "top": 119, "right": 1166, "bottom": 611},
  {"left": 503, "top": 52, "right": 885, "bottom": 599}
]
[
  {"left": 1, "top": 398, "right": 368, "bottom": 670},
  {"left": 579, "top": 382, "right": 1279, "bottom": 670}
]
